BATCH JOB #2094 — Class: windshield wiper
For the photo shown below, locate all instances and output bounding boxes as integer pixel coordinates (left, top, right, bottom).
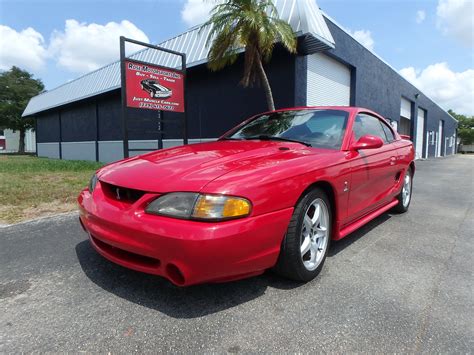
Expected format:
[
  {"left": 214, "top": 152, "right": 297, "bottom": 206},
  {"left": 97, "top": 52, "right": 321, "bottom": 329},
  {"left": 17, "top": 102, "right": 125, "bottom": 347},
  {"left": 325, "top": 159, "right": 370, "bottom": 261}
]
[{"left": 245, "top": 135, "right": 312, "bottom": 147}]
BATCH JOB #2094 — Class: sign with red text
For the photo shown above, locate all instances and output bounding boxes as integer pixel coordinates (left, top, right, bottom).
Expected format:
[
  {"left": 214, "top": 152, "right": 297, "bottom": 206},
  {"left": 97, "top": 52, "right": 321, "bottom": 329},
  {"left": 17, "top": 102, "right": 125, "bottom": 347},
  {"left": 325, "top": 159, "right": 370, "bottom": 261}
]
[{"left": 125, "top": 60, "right": 184, "bottom": 112}]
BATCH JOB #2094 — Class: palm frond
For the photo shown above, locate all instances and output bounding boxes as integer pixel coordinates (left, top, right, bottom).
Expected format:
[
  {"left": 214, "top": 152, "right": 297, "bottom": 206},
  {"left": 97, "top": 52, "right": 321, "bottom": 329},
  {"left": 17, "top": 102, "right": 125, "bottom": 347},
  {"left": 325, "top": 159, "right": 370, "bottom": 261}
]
[
  {"left": 207, "top": 27, "right": 240, "bottom": 71},
  {"left": 204, "top": 0, "right": 297, "bottom": 109}
]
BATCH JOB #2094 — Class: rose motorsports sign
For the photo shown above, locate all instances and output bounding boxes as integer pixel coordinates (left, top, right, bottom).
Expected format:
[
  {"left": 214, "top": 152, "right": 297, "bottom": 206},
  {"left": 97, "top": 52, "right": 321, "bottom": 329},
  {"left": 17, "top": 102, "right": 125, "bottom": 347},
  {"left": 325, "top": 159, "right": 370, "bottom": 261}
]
[
  {"left": 125, "top": 61, "right": 185, "bottom": 113},
  {"left": 120, "top": 36, "right": 188, "bottom": 158}
]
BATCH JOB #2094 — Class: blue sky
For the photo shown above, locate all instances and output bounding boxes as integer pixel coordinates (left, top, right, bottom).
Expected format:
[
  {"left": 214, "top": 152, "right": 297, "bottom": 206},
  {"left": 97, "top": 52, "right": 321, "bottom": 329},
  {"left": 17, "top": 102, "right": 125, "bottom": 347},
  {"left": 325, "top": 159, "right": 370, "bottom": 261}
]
[{"left": 0, "top": 0, "right": 473, "bottom": 114}]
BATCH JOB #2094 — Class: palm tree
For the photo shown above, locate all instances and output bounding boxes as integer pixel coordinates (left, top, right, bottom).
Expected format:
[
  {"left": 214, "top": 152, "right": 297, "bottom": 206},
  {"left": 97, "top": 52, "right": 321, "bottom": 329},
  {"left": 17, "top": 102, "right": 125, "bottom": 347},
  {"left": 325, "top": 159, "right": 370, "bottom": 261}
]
[{"left": 202, "top": 0, "right": 296, "bottom": 111}]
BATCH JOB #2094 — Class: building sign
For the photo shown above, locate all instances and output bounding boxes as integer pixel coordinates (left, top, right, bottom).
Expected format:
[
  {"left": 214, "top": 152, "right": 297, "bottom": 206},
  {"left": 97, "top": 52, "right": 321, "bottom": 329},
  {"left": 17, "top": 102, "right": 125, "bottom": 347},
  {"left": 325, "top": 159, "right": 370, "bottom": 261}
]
[{"left": 125, "top": 60, "right": 185, "bottom": 112}]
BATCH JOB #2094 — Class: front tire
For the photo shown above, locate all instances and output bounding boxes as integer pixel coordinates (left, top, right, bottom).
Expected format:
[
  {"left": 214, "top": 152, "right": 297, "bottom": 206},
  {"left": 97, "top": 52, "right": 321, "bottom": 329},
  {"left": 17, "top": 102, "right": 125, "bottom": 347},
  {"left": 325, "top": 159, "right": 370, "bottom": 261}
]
[
  {"left": 274, "top": 188, "right": 331, "bottom": 282},
  {"left": 393, "top": 167, "right": 413, "bottom": 213}
]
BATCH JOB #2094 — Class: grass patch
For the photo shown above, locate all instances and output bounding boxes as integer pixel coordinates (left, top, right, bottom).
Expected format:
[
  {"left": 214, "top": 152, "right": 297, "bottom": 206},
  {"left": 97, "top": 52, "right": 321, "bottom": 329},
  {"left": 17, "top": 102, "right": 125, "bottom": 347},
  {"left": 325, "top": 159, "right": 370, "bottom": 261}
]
[{"left": 0, "top": 155, "right": 103, "bottom": 224}]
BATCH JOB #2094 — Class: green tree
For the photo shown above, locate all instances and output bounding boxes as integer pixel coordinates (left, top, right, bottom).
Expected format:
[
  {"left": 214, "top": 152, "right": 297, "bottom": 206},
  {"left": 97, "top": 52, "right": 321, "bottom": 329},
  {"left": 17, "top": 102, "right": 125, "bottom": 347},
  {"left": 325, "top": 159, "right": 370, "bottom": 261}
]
[
  {"left": 0, "top": 66, "right": 44, "bottom": 153},
  {"left": 448, "top": 109, "right": 474, "bottom": 145},
  {"left": 203, "top": 0, "right": 296, "bottom": 111}
]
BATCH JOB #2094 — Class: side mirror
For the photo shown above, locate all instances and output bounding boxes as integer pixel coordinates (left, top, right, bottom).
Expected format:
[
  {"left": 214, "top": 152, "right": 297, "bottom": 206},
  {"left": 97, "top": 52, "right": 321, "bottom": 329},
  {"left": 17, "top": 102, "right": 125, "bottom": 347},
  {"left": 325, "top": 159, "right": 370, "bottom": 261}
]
[{"left": 351, "top": 135, "right": 384, "bottom": 151}]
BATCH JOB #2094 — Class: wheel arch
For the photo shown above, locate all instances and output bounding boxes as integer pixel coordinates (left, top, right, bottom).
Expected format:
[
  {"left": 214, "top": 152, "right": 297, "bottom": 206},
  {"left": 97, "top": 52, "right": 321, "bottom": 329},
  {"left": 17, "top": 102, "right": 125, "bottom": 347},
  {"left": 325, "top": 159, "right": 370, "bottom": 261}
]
[
  {"left": 409, "top": 161, "right": 415, "bottom": 175},
  {"left": 300, "top": 180, "right": 338, "bottom": 237}
]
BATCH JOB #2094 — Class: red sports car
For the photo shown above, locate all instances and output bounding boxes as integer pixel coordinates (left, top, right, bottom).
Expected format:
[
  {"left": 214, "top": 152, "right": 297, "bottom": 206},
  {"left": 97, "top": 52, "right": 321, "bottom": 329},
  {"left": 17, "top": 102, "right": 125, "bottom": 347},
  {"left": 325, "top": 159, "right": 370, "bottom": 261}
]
[{"left": 78, "top": 107, "right": 414, "bottom": 286}]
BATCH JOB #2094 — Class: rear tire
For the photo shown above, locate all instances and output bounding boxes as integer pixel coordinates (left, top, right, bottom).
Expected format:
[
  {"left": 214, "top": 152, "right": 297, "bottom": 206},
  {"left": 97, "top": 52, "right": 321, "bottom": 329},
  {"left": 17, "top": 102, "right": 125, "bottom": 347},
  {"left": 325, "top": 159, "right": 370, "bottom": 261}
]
[
  {"left": 393, "top": 167, "right": 413, "bottom": 213},
  {"left": 274, "top": 188, "right": 331, "bottom": 282}
]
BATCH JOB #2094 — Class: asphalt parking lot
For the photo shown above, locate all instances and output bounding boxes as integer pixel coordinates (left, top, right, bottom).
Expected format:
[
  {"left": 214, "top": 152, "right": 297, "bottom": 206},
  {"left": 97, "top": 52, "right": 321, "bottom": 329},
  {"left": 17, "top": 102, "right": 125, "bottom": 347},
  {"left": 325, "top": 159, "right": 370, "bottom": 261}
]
[{"left": 1, "top": 155, "right": 473, "bottom": 353}]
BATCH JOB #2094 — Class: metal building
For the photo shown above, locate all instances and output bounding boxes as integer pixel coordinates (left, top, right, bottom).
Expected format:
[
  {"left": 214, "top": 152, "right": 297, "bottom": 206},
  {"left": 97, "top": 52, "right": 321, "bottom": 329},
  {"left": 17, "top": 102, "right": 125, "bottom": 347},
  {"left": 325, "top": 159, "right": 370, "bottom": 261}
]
[{"left": 23, "top": 0, "right": 457, "bottom": 162}]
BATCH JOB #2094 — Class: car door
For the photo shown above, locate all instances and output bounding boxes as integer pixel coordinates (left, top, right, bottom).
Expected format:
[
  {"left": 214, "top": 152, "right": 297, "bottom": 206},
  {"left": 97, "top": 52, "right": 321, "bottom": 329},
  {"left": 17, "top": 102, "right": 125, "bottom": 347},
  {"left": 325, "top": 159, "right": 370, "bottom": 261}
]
[{"left": 345, "top": 113, "right": 400, "bottom": 225}]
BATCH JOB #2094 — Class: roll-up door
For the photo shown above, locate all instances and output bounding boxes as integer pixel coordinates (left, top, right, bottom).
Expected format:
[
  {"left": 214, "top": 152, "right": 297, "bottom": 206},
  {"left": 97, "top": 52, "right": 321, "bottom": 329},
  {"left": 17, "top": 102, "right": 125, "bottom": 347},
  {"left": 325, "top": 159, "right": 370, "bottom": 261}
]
[
  {"left": 416, "top": 108, "right": 425, "bottom": 159},
  {"left": 400, "top": 98, "right": 412, "bottom": 119},
  {"left": 307, "top": 53, "right": 351, "bottom": 106},
  {"left": 436, "top": 120, "right": 443, "bottom": 157}
]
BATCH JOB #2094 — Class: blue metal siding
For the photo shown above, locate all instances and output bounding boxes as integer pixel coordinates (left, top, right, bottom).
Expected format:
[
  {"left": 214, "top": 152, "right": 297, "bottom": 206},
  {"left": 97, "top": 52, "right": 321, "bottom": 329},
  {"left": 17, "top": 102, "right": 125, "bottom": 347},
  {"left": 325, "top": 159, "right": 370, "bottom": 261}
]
[
  {"left": 185, "top": 47, "right": 297, "bottom": 138},
  {"left": 97, "top": 94, "right": 122, "bottom": 141},
  {"left": 294, "top": 54, "right": 308, "bottom": 106},
  {"left": 36, "top": 112, "right": 60, "bottom": 143},
  {"left": 60, "top": 103, "right": 96, "bottom": 142}
]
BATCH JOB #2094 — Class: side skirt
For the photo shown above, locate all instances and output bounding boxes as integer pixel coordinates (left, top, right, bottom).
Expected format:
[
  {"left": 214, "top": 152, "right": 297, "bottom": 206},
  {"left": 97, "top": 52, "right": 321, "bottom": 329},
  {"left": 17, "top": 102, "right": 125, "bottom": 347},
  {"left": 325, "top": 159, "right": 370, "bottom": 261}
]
[{"left": 334, "top": 199, "right": 398, "bottom": 240}]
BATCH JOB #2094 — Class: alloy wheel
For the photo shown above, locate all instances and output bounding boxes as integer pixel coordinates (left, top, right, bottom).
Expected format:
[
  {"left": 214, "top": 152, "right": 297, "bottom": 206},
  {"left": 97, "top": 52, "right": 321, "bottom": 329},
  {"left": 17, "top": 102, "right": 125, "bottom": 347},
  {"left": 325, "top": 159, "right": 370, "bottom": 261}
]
[
  {"left": 300, "top": 198, "right": 329, "bottom": 271},
  {"left": 402, "top": 172, "right": 412, "bottom": 207}
]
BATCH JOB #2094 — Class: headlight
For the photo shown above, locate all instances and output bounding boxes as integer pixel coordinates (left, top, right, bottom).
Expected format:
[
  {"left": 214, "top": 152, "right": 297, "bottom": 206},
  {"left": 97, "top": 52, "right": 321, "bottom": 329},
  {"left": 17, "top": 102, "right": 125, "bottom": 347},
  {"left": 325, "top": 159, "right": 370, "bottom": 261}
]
[
  {"left": 145, "top": 192, "right": 251, "bottom": 221},
  {"left": 146, "top": 192, "right": 199, "bottom": 219},
  {"left": 88, "top": 174, "right": 98, "bottom": 193}
]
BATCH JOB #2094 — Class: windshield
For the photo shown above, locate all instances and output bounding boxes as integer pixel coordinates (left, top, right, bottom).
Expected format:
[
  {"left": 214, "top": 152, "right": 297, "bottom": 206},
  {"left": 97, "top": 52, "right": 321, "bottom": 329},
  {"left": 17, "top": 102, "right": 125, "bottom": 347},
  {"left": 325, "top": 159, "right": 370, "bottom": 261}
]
[{"left": 226, "top": 109, "right": 349, "bottom": 150}]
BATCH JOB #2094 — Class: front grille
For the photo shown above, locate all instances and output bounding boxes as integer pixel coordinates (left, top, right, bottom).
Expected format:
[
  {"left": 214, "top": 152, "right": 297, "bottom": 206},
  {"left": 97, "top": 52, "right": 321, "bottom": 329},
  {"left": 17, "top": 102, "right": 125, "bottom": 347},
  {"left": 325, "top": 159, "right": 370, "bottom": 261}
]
[
  {"left": 100, "top": 182, "right": 146, "bottom": 203},
  {"left": 91, "top": 235, "right": 161, "bottom": 268}
]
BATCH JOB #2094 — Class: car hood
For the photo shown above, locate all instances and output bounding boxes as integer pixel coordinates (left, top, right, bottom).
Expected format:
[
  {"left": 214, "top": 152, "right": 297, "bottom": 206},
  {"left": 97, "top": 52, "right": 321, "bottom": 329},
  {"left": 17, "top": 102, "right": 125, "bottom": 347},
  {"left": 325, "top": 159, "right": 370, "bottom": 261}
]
[{"left": 98, "top": 140, "right": 317, "bottom": 193}]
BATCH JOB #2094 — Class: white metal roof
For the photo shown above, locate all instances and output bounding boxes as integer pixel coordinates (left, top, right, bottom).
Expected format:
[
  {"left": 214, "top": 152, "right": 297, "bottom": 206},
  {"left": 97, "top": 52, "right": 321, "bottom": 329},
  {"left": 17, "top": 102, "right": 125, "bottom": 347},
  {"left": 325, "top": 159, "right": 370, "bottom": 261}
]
[{"left": 23, "top": 0, "right": 334, "bottom": 117}]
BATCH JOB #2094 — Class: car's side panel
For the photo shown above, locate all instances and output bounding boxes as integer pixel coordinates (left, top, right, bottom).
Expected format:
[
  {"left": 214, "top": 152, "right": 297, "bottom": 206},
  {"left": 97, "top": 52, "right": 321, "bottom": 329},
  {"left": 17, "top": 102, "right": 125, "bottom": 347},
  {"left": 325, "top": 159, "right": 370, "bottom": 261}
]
[
  {"left": 339, "top": 109, "right": 406, "bottom": 227},
  {"left": 394, "top": 139, "right": 415, "bottom": 172},
  {"left": 344, "top": 143, "right": 400, "bottom": 226},
  {"left": 337, "top": 199, "right": 399, "bottom": 240}
]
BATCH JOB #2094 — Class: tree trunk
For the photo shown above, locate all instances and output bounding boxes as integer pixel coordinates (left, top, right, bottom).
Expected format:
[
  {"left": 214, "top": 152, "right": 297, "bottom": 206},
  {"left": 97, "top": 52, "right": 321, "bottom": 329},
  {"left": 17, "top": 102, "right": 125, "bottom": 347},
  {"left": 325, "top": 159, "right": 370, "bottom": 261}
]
[
  {"left": 19, "top": 129, "right": 25, "bottom": 154},
  {"left": 256, "top": 56, "right": 275, "bottom": 111}
]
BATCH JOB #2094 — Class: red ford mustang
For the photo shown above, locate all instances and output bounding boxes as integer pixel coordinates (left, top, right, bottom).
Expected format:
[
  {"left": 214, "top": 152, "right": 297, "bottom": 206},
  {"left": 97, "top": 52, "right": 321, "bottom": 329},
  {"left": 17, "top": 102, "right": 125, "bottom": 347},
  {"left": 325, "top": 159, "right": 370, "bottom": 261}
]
[{"left": 78, "top": 107, "right": 415, "bottom": 286}]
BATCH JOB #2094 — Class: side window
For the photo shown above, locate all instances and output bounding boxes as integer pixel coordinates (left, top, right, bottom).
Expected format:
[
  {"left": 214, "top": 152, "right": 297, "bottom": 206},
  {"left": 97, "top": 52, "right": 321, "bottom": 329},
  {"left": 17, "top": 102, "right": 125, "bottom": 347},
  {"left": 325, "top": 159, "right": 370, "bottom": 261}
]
[
  {"left": 381, "top": 122, "right": 396, "bottom": 142},
  {"left": 353, "top": 114, "right": 388, "bottom": 143}
]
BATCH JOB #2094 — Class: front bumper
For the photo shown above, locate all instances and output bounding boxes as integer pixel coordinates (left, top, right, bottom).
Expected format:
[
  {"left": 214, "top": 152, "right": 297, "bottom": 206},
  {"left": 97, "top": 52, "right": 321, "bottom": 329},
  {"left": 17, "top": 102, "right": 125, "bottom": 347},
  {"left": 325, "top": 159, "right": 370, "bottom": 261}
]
[{"left": 78, "top": 187, "right": 293, "bottom": 286}]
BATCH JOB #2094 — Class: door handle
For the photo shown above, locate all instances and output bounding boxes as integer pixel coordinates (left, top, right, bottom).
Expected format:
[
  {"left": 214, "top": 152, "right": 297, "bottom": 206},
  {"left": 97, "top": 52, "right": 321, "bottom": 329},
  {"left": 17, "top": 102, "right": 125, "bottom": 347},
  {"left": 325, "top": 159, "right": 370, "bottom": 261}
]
[{"left": 390, "top": 156, "right": 397, "bottom": 166}]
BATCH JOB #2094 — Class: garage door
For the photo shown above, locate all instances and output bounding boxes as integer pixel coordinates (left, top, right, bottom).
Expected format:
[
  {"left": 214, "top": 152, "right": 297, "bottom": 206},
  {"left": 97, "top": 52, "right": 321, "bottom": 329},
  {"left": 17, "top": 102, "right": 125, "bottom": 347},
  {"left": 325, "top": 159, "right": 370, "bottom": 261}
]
[
  {"left": 400, "top": 98, "right": 412, "bottom": 119},
  {"left": 416, "top": 108, "right": 425, "bottom": 159},
  {"left": 437, "top": 120, "right": 444, "bottom": 157},
  {"left": 307, "top": 53, "right": 351, "bottom": 106}
]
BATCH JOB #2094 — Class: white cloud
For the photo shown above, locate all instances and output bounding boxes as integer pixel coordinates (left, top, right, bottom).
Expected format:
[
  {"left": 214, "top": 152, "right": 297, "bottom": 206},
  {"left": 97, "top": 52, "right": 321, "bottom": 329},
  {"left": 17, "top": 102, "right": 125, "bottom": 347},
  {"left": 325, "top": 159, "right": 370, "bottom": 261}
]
[
  {"left": 348, "top": 29, "right": 375, "bottom": 51},
  {"left": 400, "top": 63, "right": 474, "bottom": 115},
  {"left": 49, "top": 19, "right": 149, "bottom": 74},
  {"left": 0, "top": 25, "right": 48, "bottom": 72},
  {"left": 436, "top": 0, "right": 473, "bottom": 47},
  {"left": 416, "top": 10, "right": 426, "bottom": 24},
  {"left": 181, "top": 0, "right": 222, "bottom": 27},
  {"left": 399, "top": 67, "right": 419, "bottom": 83}
]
